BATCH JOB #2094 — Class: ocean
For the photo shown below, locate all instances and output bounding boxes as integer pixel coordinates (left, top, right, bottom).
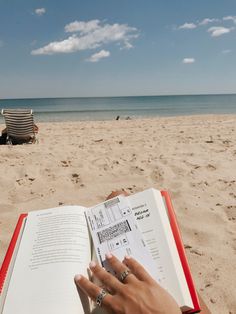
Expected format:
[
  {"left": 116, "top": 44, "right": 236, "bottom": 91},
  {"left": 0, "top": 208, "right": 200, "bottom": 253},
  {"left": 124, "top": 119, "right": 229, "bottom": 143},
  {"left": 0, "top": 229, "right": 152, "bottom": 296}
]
[{"left": 0, "top": 94, "right": 236, "bottom": 122}]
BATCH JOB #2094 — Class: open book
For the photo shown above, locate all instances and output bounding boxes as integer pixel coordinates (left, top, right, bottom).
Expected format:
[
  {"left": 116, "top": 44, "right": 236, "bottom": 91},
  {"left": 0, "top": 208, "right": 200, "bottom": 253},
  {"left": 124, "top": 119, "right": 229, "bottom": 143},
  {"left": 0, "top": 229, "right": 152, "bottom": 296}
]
[{"left": 0, "top": 189, "right": 200, "bottom": 314}]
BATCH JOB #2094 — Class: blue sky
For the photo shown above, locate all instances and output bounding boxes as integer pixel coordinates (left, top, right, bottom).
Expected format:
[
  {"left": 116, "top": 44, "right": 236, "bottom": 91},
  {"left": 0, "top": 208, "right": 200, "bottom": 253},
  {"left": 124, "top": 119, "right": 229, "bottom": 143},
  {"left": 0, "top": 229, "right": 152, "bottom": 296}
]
[{"left": 0, "top": 0, "right": 236, "bottom": 98}]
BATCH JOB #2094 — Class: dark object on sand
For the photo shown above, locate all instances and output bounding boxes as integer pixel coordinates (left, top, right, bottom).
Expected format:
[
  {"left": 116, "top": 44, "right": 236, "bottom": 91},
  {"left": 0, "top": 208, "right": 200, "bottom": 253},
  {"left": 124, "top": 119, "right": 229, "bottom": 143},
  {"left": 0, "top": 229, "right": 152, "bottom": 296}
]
[
  {"left": 116, "top": 115, "right": 120, "bottom": 120},
  {"left": 0, "top": 132, "right": 7, "bottom": 145},
  {"left": 1, "top": 109, "right": 38, "bottom": 144},
  {"left": 94, "top": 139, "right": 103, "bottom": 142}
]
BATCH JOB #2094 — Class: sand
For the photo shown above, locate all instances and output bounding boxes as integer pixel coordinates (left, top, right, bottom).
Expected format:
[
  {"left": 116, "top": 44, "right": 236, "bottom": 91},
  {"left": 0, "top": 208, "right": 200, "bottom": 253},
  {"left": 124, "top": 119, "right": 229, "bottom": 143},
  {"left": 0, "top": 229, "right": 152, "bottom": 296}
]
[{"left": 0, "top": 114, "right": 235, "bottom": 313}]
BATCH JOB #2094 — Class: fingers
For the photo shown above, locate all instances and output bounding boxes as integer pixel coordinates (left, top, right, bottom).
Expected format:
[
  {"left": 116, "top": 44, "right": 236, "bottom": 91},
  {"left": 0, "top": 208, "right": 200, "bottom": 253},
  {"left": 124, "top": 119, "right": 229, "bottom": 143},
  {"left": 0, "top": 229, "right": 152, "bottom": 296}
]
[
  {"left": 123, "top": 256, "right": 153, "bottom": 282},
  {"left": 89, "top": 261, "right": 123, "bottom": 293},
  {"left": 74, "top": 274, "right": 113, "bottom": 308},
  {"left": 106, "top": 253, "right": 135, "bottom": 284}
]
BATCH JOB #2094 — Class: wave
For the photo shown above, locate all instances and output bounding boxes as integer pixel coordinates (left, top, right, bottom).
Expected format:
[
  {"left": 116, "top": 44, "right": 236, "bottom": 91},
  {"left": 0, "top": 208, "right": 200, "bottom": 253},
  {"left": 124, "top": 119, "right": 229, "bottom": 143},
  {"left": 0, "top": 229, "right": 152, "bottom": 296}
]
[{"left": 35, "top": 107, "right": 176, "bottom": 114}]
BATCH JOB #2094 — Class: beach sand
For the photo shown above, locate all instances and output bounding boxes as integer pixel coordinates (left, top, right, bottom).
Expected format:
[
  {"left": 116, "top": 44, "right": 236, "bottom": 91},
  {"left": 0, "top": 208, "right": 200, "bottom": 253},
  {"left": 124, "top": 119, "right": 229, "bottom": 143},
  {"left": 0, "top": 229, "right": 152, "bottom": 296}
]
[{"left": 0, "top": 114, "right": 235, "bottom": 313}]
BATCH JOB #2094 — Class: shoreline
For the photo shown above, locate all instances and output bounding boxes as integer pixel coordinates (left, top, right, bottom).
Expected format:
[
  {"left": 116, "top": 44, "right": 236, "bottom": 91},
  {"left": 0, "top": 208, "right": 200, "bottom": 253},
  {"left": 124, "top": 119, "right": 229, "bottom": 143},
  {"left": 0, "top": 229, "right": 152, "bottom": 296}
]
[
  {"left": 1, "top": 94, "right": 236, "bottom": 123},
  {"left": 0, "top": 114, "right": 235, "bottom": 312},
  {"left": 2, "top": 112, "right": 236, "bottom": 125},
  {"left": 35, "top": 112, "right": 236, "bottom": 125},
  {"left": 21, "top": 112, "right": 236, "bottom": 123}
]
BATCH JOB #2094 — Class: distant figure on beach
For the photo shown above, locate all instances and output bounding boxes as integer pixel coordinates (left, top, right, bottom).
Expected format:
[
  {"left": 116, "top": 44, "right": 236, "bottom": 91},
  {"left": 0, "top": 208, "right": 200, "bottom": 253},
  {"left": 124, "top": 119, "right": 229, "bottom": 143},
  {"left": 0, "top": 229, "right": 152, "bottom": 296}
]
[
  {"left": 74, "top": 190, "right": 211, "bottom": 314},
  {"left": 115, "top": 115, "right": 131, "bottom": 120}
]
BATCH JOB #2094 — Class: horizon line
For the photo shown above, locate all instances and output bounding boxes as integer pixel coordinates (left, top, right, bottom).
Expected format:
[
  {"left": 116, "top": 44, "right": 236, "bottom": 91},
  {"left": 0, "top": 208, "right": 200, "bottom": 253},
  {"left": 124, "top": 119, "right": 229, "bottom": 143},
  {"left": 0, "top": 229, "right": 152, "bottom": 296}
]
[{"left": 1, "top": 92, "right": 236, "bottom": 101}]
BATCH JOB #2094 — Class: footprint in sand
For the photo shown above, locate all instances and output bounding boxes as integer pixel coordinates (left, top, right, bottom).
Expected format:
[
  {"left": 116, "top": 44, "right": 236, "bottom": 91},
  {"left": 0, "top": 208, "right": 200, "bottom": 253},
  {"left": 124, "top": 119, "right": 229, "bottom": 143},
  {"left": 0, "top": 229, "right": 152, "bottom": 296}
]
[
  {"left": 61, "top": 160, "right": 71, "bottom": 167},
  {"left": 150, "top": 167, "right": 164, "bottom": 184},
  {"left": 224, "top": 205, "right": 236, "bottom": 222},
  {"left": 229, "top": 192, "right": 236, "bottom": 199},
  {"left": 130, "top": 165, "right": 145, "bottom": 175},
  {"left": 71, "top": 173, "right": 80, "bottom": 184},
  {"left": 206, "top": 164, "right": 216, "bottom": 171}
]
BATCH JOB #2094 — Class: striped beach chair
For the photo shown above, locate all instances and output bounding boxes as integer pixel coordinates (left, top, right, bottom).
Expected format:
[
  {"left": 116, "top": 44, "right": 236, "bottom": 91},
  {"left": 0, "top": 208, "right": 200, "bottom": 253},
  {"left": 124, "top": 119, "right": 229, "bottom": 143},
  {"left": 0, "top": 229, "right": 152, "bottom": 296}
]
[{"left": 1, "top": 109, "right": 37, "bottom": 144}]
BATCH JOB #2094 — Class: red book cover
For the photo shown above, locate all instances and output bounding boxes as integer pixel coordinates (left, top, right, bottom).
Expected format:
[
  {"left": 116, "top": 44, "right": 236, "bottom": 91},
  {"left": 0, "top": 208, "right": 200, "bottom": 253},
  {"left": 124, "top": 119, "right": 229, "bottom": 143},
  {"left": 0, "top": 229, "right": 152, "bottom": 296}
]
[
  {"left": 161, "top": 190, "right": 200, "bottom": 313},
  {"left": 0, "top": 193, "right": 200, "bottom": 313},
  {"left": 0, "top": 214, "right": 27, "bottom": 294}
]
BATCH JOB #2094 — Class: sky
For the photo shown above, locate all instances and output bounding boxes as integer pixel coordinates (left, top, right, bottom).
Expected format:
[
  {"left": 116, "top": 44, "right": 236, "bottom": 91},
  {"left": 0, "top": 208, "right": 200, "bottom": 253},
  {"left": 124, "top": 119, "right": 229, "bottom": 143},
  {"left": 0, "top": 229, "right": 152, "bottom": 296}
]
[{"left": 0, "top": 0, "right": 236, "bottom": 99}]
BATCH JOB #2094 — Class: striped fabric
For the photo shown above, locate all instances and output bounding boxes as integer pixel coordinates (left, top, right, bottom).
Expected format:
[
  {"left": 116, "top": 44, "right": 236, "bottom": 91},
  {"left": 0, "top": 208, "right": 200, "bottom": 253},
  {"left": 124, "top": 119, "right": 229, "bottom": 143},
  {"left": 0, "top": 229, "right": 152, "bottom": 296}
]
[{"left": 1, "top": 109, "right": 36, "bottom": 141}]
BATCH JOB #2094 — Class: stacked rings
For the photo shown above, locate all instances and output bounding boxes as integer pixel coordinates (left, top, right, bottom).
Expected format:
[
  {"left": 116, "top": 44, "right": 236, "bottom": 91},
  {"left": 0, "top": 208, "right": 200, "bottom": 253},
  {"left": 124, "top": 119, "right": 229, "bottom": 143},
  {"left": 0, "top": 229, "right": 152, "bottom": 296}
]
[
  {"left": 96, "top": 289, "right": 107, "bottom": 307},
  {"left": 119, "top": 269, "right": 130, "bottom": 282}
]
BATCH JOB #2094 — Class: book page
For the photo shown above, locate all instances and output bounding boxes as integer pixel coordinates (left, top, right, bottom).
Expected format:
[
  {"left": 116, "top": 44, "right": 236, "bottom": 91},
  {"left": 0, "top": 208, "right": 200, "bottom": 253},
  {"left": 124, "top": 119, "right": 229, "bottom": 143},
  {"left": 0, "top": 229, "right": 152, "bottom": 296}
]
[
  {"left": 2, "top": 206, "right": 91, "bottom": 314},
  {"left": 128, "top": 189, "right": 193, "bottom": 310},
  {"left": 86, "top": 196, "right": 158, "bottom": 281}
]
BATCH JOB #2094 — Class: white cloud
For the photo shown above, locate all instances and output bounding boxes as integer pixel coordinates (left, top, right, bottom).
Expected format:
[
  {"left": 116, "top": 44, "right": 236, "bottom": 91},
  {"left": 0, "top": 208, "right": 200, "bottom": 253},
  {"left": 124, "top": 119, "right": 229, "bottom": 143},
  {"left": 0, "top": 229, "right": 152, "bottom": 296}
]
[
  {"left": 35, "top": 8, "right": 46, "bottom": 16},
  {"left": 208, "top": 26, "right": 232, "bottom": 37},
  {"left": 177, "top": 17, "right": 236, "bottom": 41},
  {"left": 223, "top": 16, "right": 236, "bottom": 23},
  {"left": 65, "top": 20, "right": 100, "bottom": 33},
  {"left": 182, "top": 58, "right": 195, "bottom": 64},
  {"left": 32, "top": 35, "right": 77, "bottom": 55},
  {"left": 198, "top": 18, "right": 218, "bottom": 26},
  {"left": 179, "top": 23, "right": 197, "bottom": 29},
  {"left": 31, "top": 20, "right": 138, "bottom": 55},
  {"left": 178, "top": 16, "right": 235, "bottom": 31},
  {"left": 87, "top": 49, "right": 110, "bottom": 62}
]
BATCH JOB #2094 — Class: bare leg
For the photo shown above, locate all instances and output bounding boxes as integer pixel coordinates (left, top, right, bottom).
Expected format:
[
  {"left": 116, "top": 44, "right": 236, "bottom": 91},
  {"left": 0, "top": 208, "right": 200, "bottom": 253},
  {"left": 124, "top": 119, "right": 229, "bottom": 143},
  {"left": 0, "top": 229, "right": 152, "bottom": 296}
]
[
  {"left": 106, "top": 190, "right": 129, "bottom": 200},
  {"left": 198, "top": 294, "right": 211, "bottom": 314}
]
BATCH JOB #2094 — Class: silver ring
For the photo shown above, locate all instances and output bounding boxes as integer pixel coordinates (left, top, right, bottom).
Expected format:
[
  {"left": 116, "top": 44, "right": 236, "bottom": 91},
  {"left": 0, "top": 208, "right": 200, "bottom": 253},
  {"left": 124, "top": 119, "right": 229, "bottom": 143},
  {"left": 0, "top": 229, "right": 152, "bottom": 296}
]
[
  {"left": 96, "top": 288, "right": 107, "bottom": 307},
  {"left": 119, "top": 269, "right": 130, "bottom": 282}
]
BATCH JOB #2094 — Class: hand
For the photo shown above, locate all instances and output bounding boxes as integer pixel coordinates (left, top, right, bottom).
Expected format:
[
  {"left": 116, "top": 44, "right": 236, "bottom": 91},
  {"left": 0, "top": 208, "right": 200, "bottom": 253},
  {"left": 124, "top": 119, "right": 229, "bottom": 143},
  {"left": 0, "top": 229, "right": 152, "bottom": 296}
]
[{"left": 74, "top": 254, "right": 181, "bottom": 314}]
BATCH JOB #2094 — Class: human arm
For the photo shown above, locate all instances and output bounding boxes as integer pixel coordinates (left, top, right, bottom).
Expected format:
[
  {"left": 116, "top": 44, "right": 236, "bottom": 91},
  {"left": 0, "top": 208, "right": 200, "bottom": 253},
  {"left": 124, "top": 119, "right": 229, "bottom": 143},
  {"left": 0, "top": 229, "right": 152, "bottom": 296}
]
[
  {"left": 33, "top": 124, "right": 39, "bottom": 133},
  {"left": 1, "top": 127, "right": 7, "bottom": 135}
]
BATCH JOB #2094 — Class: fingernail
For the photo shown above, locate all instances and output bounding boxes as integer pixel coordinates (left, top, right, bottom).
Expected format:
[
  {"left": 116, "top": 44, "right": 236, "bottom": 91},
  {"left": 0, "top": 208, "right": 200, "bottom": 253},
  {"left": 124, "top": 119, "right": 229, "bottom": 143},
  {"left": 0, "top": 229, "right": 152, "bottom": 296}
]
[
  {"left": 89, "top": 261, "right": 96, "bottom": 269},
  {"left": 74, "top": 274, "right": 82, "bottom": 283},
  {"left": 105, "top": 252, "right": 113, "bottom": 259},
  {"left": 124, "top": 255, "right": 131, "bottom": 260}
]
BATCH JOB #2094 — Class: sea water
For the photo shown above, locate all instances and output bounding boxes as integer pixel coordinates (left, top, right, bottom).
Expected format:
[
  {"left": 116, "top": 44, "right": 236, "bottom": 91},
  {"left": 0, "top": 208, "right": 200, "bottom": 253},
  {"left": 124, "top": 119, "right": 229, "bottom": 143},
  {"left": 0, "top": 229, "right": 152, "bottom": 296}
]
[{"left": 0, "top": 94, "right": 236, "bottom": 122}]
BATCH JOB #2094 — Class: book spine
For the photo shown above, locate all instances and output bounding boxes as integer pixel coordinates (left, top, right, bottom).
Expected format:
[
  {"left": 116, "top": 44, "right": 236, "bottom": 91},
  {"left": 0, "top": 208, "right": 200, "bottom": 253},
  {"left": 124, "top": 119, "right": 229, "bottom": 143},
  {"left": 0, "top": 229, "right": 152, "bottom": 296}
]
[
  {"left": 161, "top": 191, "right": 200, "bottom": 314},
  {"left": 0, "top": 214, "right": 27, "bottom": 294}
]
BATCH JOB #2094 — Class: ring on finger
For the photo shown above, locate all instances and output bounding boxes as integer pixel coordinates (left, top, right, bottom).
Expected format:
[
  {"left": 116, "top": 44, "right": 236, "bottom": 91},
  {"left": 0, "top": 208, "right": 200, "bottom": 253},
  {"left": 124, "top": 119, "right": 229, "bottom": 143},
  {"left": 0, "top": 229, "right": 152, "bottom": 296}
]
[
  {"left": 96, "top": 288, "right": 108, "bottom": 307},
  {"left": 119, "top": 269, "right": 130, "bottom": 283}
]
